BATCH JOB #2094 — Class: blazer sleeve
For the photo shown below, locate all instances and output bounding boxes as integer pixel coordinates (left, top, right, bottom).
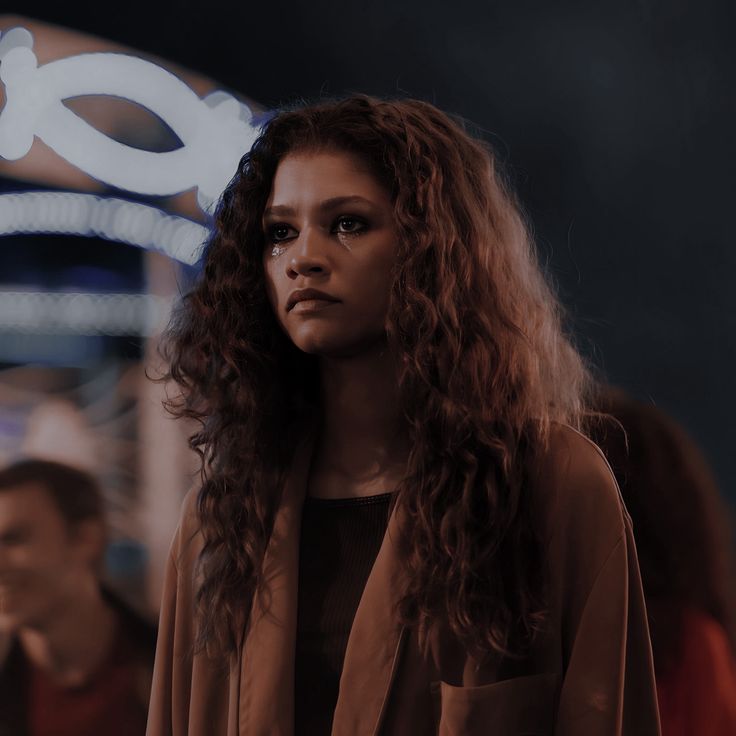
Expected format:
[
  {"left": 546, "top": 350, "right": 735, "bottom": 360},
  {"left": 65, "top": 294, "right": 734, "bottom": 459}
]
[
  {"left": 544, "top": 427, "right": 662, "bottom": 736},
  {"left": 555, "top": 519, "right": 661, "bottom": 735},
  {"left": 146, "top": 494, "right": 198, "bottom": 736}
]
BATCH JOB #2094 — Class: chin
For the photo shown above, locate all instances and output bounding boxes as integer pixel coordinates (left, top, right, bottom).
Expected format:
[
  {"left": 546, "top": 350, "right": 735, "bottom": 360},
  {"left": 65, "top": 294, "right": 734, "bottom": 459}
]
[
  {"left": 293, "top": 336, "right": 354, "bottom": 357},
  {"left": 291, "top": 328, "right": 388, "bottom": 359}
]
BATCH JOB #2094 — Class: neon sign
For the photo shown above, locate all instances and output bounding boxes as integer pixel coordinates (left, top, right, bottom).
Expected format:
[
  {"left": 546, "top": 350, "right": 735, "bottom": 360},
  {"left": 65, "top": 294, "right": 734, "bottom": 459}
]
[{"left": 0, "top": 25, "right": 259, "bottom": 211}]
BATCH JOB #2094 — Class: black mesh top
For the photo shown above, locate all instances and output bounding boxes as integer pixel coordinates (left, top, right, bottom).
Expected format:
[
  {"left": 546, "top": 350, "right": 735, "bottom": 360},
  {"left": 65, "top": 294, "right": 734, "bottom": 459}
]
[{"left": 294, "top": 491, "right": 393, "bottom": 736}]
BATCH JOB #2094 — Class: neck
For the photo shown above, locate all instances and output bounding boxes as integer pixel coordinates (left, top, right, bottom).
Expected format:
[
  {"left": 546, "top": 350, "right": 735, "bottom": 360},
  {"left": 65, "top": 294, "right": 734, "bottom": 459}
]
[
  {"left": 311, "top": 340, "right": 410, "bottom": 496},
  {"left": 19, "top": 577, "right": 118, "bottom": 687}
]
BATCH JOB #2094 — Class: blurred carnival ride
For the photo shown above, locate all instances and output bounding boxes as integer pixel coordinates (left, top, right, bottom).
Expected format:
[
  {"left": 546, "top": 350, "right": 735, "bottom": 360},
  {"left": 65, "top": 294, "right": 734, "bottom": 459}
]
[{"left": 0, "top": 15, "right": 265, "bottom": 614}]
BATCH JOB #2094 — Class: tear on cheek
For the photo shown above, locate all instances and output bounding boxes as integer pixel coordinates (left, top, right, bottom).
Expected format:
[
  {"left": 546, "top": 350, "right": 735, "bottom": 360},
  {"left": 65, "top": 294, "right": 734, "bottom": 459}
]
[{"left": 337, "top": 234, "right": 354, "bottom": 251}]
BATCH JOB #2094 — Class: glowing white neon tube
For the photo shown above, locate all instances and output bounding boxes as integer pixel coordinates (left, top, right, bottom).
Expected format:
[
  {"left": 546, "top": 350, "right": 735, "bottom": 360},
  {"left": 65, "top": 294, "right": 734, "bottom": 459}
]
[
  {"left": 0, "top": 191, "right": 210, "bottom": 265},
  {"left": 0, "top": 290, "right": 173, "bottom": 335},
  {"left": 0, "top": 26, "right": 259, "bottom": 210}
]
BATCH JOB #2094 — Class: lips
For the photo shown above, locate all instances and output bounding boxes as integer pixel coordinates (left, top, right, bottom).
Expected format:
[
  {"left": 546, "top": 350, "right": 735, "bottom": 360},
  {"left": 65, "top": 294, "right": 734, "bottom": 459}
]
[{"left": 286, "top": 288, "right": 340, "bottom": 312}]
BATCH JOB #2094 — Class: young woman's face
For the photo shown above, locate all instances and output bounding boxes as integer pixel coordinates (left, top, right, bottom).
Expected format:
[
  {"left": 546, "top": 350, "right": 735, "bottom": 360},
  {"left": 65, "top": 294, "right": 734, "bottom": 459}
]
[{"left": 262, "top": 149, "right": 398, "bottom": 358}]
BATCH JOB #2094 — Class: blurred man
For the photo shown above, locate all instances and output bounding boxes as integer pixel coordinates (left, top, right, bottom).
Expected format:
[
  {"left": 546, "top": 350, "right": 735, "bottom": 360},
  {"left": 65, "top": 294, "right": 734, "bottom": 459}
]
[{"left": 0, "top": 459, "right": 155, "bottom": 736}]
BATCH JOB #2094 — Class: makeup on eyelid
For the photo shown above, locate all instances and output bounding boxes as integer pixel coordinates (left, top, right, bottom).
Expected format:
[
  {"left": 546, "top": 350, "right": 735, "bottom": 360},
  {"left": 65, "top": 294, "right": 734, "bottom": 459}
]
[{"left": 265, "top": 216, "right": 368, "bottom": 256}]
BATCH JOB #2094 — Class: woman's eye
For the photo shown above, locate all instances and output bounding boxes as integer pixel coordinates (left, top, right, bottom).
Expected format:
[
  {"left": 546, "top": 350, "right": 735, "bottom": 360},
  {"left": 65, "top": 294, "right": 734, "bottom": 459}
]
[
  {"left": 334, "top": 216, "right": 367, "bottom": 234},
  {"left": 266, "top": 224, "right": 296, "bottom": 243},
  {"left": 264, "top": 217, "right": 366, "bottom": 245}
]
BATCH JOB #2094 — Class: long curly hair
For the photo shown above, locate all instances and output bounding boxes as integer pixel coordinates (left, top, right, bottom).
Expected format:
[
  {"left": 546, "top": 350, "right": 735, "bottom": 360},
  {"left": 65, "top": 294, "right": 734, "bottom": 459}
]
[
  {"left": 591, "top": 387, "right": 736, "bottom": 677},
  {"left": 161, "top": 94, "right": 593, "bottom": 662}
]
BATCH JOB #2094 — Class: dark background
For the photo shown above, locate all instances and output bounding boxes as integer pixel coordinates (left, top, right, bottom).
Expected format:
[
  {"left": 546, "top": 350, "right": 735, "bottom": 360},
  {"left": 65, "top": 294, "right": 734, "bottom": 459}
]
[{"left": 8, "top": 1, "right": 736, "bottom": 500}]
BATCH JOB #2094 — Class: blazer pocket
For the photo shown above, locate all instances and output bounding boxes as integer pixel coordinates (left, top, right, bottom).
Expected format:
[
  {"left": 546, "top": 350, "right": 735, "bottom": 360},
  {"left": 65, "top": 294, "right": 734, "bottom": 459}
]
[{"left": 429, "top": 672, "right": 560, "bottom": 736}]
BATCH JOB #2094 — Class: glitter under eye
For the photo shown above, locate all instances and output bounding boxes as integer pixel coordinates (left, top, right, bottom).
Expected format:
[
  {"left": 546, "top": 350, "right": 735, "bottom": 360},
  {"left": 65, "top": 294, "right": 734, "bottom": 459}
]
[
  {"left": 271, "top": 245, "right": 287, "bottom": 257},
  {"left": 336, "top": 232, "right": 354, "bottom": 251}
]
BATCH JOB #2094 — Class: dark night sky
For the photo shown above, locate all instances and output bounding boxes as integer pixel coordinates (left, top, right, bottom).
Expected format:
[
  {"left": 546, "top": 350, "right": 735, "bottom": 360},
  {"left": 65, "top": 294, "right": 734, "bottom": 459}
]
[{"left": 9, "top": 0, "right": 736, "bottom": 499}]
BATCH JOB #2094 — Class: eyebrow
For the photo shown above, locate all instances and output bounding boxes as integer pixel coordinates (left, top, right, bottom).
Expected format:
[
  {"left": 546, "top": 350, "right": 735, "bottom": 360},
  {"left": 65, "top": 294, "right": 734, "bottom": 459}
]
[{"left": 263, "top": 195, "right": 378, "bottom": 219}]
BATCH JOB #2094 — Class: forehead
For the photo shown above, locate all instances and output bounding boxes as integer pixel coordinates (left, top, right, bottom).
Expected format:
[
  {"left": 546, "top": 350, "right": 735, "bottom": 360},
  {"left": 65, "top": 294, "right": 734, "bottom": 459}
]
[
  {"left": 267, "top": 150, "right": 389, "bottom": 205},
  {"left": 0, "top": 482, "right": 65, "bottom": 530}
]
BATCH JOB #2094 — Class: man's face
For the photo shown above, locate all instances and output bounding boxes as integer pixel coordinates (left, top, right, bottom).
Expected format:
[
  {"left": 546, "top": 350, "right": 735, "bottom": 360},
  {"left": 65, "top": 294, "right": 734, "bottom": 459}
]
[{"left": 0, "top": 483, "right": 98, "bottom": 631}]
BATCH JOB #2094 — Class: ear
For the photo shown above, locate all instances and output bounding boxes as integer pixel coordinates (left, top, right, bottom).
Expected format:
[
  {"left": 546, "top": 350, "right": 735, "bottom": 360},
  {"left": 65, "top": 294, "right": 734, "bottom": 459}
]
[{"left": 68, "top": 518, "right": 106, "bottom": 571}]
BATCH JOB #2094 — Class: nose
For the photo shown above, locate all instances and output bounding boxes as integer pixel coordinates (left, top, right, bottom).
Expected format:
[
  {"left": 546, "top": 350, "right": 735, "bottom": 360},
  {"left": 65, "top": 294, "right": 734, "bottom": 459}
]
[{"left": 286, "top": 228, "right": 331, "bottom": 280}]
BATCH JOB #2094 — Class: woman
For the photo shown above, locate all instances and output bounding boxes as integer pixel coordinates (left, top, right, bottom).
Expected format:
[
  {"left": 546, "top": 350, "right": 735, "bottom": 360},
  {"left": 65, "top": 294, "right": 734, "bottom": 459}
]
[
  {"left": 147, "top": 95, "right": 660, "bottom": 735},
  {"left": 593, "top": 388, "right": 736, "bottom": 736}
]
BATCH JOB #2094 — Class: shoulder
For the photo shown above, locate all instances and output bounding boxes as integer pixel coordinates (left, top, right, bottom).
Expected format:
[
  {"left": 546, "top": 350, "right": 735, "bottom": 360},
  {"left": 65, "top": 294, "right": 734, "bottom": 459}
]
[
  {"left": 0, "top": 635, "right": 25, "bottom": 731},
  {"left": 102, "top": 586, "right": 158, "bottom": 656},
  {"left": 0, "top": 630, "right": 16, "bottom": 673},
  {"left": 169, "top": 485, "right": 204, "bottom": 572},
  {"left": 528, "top": 422, "right": 631, "bottom": 609},
  {"left": 101, "top": 588, "right": 158, "bottom": 708},
  {"left": 530, "top": 422, "right": 628, "bottom": 548}
]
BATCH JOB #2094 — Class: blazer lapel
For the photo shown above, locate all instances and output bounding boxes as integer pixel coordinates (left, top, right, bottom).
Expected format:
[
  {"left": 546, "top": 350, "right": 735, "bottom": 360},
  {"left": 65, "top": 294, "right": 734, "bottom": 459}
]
[
  {"left": 331, "top": 500, "right": 408, "bottom": 736},
  {"left": 237, "top": 429, "right": 408, "bottom": 736},
  {"left": 238, "top": 433, "right": 315, "bottom": 736}
]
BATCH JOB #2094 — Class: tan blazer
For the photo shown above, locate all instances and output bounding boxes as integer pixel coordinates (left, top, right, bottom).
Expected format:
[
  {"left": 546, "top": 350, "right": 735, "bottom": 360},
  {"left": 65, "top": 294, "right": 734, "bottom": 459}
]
[{"left": 147, "top": 424, "right": 661, "bottom": 735}]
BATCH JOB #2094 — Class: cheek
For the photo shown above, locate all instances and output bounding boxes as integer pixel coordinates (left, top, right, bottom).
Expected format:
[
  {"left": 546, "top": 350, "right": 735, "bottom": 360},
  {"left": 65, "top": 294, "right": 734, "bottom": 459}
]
[
  {"left": 262, "top": 261, "right": 282, "bottom": 311},
  {"left": 3, "top": 544, "right": 38, "bottom": 568},
  {"left": 3, "top": 545, "right": 63, "bottom": 589},
  {"left": 353, "top": 250, "right": 395, "bottom": 306}
]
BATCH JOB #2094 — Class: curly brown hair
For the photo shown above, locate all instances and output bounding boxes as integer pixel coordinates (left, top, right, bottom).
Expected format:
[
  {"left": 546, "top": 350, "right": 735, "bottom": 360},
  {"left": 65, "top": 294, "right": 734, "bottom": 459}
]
[{"left": 161, "top": 94, "right": 594, "bottom": 661}]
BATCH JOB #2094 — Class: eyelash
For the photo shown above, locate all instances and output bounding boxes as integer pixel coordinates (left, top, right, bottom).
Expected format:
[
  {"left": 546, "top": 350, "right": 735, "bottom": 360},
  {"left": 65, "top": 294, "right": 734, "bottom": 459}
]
[{"left": 264, "top": 215, "right": 368, "bottom": 244}]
